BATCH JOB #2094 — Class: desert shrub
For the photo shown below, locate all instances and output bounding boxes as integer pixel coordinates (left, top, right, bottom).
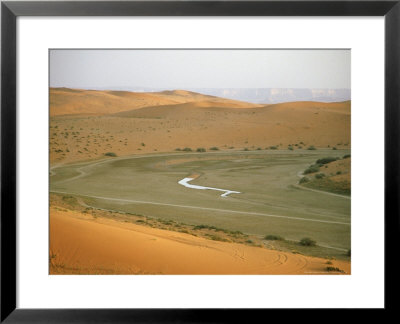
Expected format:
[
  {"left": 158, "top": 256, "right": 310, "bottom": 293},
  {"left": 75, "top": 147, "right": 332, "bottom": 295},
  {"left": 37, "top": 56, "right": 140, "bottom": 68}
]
[
  {"left": 316, "top": 157, "right": 337, "bottom": 165},
  {"left": 336, "top": 171, "right": 342, "bottom": 175},
  {"left": 299, "top": 177, "right": 309, "bottom": 184},
  {"left": 175, "top": 148, "right": 181, "bottom": 151},
  {"left": 347, "top": 249, "right": 351, "bottom": 257},
  {"left": 307, "top": 145, "right": 316, "bottom": 150},
  {"left": 257, "top": 147, "right": 262, "bottom": 150},
  {"left": 315, "top": 173, "right": 325, "bottom": 179},
  {"left": 141, "top": 142, "right": 145, "bottom": 147},
  {"left": 326, "top": 266, "right": 344, "bottom": 273},
  {"left": 299, "top": 237, "right": 316, "bottom": 246},
  {"left": 182, "top": 147, "right": 192, "bottom": 152},
  {"left": 304, "top": 164, "right": 320, "bottom": 174},
  {"left": 104, "top": 152, "right": 117, "bottom": 157},
  {"left": 264, "top": 234, "right": 284, "bottom": 241},
  {"left": 245, "top": 240, "right": 253, "bottom": 244},
  {"left": 269, "top": 145, "right": 278, "bottom": 150},
  {"left": 326, "top": 260, "right": 333, "bottom": 265},
  {"left": 244, "top": 148, "right": 249, "bottom": 151},
  {"left": 62, "top": 195, "right": 77, "bottom": 204},
  {"left": 343, "top": 154, "right": 351, "bottom": 159},
  {"left": 196, "top": 148, "right": 206, "bottom": 152},
  {"left": 332, "top": 147, "right": 337, "bottom": 150},
  {"left": 288, "top": 146, "right": 294, "bottom": 150},
  {"left": 209, "top": 147, "right": 219, "bottom": 151}
]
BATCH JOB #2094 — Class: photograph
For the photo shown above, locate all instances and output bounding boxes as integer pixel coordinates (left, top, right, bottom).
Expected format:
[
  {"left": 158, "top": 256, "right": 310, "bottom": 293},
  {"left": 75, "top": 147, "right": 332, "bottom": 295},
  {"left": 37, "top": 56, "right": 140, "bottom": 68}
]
[{"left": 49, "top": 49, "right": 351, "bottom": 275}]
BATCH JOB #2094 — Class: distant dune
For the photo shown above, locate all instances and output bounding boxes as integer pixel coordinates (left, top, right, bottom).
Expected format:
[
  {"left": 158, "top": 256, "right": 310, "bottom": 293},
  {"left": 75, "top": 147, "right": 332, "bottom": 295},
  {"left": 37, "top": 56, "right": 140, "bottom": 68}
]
[
  {"left": 50, "top": 207, "right": 350, "bottom": 275},
  {"left": 49, "top": 88, "right": 350, "bottom": 164},
  {"left": 50, "top": 88, "right": 261, "bottom": 116}
]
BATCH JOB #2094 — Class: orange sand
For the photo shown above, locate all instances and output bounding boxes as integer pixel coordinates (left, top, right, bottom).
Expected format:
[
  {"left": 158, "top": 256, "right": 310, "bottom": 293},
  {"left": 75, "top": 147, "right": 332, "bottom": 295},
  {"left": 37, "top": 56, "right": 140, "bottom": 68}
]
[{"left": 50, "top": 208, "right": 350, "bottom": 275}]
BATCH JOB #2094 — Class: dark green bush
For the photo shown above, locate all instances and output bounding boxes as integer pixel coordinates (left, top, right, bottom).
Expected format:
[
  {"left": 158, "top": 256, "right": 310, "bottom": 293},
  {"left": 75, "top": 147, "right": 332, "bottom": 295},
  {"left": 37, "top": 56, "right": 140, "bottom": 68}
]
[
  {"left": 209, "top": 147, "right": 219, "bottom": 151},
  {"left": 104, "top": 152, "right": 117, "bottom": 157},
  {"left": 196, "top": 148, "right": 206, "bottom": 152},
  {"left": 316, "top": 157, "right": 337, "bottom": 165},
  {"left": 299, "top": 237, "right": 316, "bottom": 246},
  {"left": 299, "top": 177, "right": 309, "bottom": 184},
  {"left": 264, "top": 234, "right": 284, "bottom": 241},
  {"left": 315, "top": 173, "right": 326, "bottom": 179},
  {"left": 307, "top": 145, "right": 316, "bottom": 150},
  {"left": 343, "top": 154, "right": 351, "bottom": 159},
  {"left": 269, "top": 145, "right": 278, "bottom": 150},
  {"left": 304, "top": 164, "right": 320, "bottom": 174},
  {"left": 182, "top": 147, "right": 192, "bottom": 152}
]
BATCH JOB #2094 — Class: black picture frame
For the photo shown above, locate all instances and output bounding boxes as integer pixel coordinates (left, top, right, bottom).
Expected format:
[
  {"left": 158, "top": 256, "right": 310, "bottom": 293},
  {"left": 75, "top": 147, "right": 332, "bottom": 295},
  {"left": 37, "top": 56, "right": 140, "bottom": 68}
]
[{"left": 1, "top": 0, "right": 399, "bottom": 322}]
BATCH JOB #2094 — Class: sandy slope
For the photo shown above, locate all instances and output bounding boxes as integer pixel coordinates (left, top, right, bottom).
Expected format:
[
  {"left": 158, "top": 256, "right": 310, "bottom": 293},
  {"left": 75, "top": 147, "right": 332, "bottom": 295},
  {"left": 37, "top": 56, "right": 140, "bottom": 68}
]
[
  {"left": 50, "top": 88, "right": 261, "bottom": 116},
  {"left": 50, "top": 207, "right": 350, "bottom": 275}
]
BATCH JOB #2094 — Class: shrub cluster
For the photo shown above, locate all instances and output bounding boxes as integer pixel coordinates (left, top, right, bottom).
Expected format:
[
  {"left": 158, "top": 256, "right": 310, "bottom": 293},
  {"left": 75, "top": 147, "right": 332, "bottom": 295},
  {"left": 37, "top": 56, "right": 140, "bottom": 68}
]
[{"left": 104, "top": 152, "right": 117, "bottom": 157}]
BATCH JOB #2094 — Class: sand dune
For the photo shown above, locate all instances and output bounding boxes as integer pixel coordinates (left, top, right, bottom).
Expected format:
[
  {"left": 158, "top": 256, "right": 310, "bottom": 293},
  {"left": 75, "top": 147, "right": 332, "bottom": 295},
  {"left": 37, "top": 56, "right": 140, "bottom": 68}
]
[
  {"left": 50, "top": 207, "right": 350, "bottom": 275},
  {"left": 50, "top": 88, "right": 261, "bottom": 116}
]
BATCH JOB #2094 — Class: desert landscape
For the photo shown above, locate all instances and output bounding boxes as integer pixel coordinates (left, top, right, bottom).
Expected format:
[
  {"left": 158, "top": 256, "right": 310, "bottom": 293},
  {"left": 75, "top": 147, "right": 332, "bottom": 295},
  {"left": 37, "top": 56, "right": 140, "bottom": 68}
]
[{"left": 49, "top": 87, "right": 351, "bottom": 275}]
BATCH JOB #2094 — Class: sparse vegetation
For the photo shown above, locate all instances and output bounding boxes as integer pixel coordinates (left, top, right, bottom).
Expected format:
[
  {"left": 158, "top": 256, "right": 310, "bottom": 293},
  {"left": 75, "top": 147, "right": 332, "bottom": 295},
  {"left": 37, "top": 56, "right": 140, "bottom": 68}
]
[
  {"left": 343, "top": 154, "right": 351, "bottom": 159},
  {"left": 196, "top": 148, "right": 206, "bottom": 152},
  {"left": 315, "top": 173, "right": 325, "bottom": 179},
  {"left": 307, "top": 145, "right": 316, "bottom": 150},
  {"left": 209, "top": 147, "right": 219, "bottom": 151},
  {"left": 104, "top": 152, "right": 117, "bottom": 157},
  {"left": 269, "top": 145, "right": 278, "bottom": 150},
  {"left": 182, "top": 147, "right": 193, "bottom": 152}
]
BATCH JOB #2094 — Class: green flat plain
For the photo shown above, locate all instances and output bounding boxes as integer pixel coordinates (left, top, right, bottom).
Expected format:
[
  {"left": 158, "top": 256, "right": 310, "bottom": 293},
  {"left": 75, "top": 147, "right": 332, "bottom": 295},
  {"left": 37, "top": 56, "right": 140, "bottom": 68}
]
[{"left": 50, "top": 149, "right": 351, "bottom": 251}]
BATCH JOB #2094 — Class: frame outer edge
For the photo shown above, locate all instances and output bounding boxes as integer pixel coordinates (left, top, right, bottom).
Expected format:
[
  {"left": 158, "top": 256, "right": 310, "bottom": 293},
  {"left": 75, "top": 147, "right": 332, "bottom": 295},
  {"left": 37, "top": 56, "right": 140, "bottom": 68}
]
[
  {"left": 1, "top": 2, "right": 17, "bottom": 323},
  {"left": 385, "top": 1, "right": 400, "bottom": 311},
  {"left": 2, "top": 1, "right": 399, "bottom": 16},
  {"left": 0, "top": 0, "right": 398, "bottom": 322}
]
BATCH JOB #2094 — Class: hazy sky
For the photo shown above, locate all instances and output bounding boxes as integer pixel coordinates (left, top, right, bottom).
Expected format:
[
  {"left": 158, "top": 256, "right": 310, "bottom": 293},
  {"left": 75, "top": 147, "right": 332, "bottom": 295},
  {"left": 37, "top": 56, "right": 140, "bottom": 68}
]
[{"left": 50, "top": 49, "right": 351, "bottom": 89}]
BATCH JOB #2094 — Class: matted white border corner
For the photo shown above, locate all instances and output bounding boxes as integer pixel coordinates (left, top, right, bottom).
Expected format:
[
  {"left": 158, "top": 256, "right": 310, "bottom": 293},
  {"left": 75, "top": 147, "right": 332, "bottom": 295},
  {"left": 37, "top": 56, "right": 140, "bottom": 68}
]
[{"left": 17, "top": 17, "right": 384, "bottom": 308}]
